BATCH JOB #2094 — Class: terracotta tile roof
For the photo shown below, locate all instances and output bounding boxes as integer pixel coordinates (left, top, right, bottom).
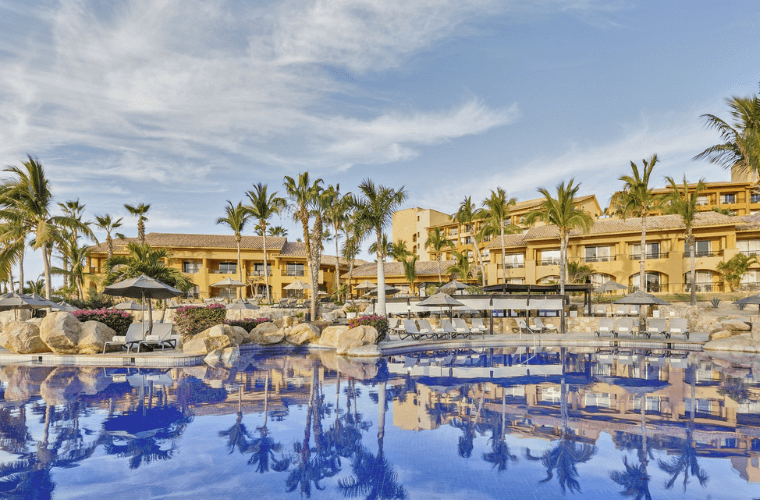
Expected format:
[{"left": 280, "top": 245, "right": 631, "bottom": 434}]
[
  {"left": 278, "top": 241, "right": 306, "bottom": 257},
  {"left": 485, "top": 232, "right": 527, "bottom": 249},
  {"left": 344, "top": 260, "right": 457, "bottom": 278},
  {"left": 736, "top": 214, "right": 760, "bottom": 231},
  {"left": 90, "top": 233, "right": 288, "bottom": 253},
  {"left": 647, "top": 180, "right": 754, "bottom": 194},
  {"left": 523, "top": 211, "right": 737, "bottom": 241}
]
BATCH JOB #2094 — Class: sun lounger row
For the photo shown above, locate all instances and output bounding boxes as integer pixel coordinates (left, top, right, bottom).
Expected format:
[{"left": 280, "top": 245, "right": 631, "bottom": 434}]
[
  {"left": 595, "top": 318, "right": 689, "bottom": 340},
  {"left": 515, "top": 318, "right": 558, "bottom": 334},
  {"left": 392, "top": 318, "right": 487, "bottom": 340},
  {"left": 103, "top": 322, "right": 179, "bottom": 354},
  {"left": 274, "top": 298, "right": 307, "bottom": 308},
  {"left": 593, "top": 304, "right": 648, "bottom": 317}
]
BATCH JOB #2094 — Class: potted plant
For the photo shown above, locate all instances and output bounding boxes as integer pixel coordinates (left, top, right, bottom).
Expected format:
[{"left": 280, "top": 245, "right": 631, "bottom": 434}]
[{"left": 345, "top": 305, "right": 359, "bottom": 319}]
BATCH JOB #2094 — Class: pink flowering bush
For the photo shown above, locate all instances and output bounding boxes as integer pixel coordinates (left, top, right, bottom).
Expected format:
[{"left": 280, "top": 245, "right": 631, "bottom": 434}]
[
  {"left": 72, "top": 309, "right": 133, "bottom": 335},
  {"left": 225, "top": 318, "right": 272, "bottom": 332},
  {"left": 174, "top": 304, "right": 227, "bottom": 337},
  {"left": 347, "top": 314, "right": 388, "bottom": 341}
]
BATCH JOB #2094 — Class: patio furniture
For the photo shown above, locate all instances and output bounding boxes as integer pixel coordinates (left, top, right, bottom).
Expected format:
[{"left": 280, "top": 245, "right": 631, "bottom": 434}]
[
  {"left": 451, "top": 318, "right": 474, "bottom": 339},
  {"left": 137, "top": 323, "right": 178, "bottom": 352},
  {"left": 644, "top": 318, "right": 667, "bottom": 339},
  {"left": 401, "top": 320, "right": 436, "bottom": 341},
  {"left": 595, "top": 318, "right": 614, "bottom": 338},
  {"left": 528, "top": 317, "right": 546, "bottom": 333},
  {"left": 103, "top": 322, "right": 147, "bottom": 354},
  {"left": 615, "top": 304, "right": 628, "bottom": 316},
  {"left": 668, "top": 318, "right": 690, "bottom": 340},
  {"left": 593, "top": 304, "right": 608, "bottom": 317},
  {"left": 440, "top": 319, "right": 459, "bottom": 339},
  {"left": 515, "top": 318, "right": 534, "bottom": 335},
  {"left": 470, "top": 318, "right": 488, "bottom": 336},
  {"left": 615, "top": 318, "right": 634, "bottom": 338},
  {"left": 418, "top": 319, "right": 445, "bottom": 339},
  {"left": 534, "top": 317, "right": 558, "bottom": 333},
  {"left": 276, "top": 299, "right": 288, "bottom": 308},
  {"left": 629, "top": 305, "right": 640, "bottom": 317}
]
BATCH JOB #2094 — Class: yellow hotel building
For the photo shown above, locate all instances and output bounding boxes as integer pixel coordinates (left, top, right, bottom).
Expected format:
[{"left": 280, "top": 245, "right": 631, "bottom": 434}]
[{"left": 86, "top": 233, "right": 357, "bottom": 301}]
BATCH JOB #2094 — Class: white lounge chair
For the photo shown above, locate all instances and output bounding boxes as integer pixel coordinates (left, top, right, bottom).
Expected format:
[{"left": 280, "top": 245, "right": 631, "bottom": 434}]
[
  {"left": 668, "top": 318, "right": 690, "bottom": 340},
  {"left": 418, "top": 319, "right": 444, "bottom": 339},
  {"left": 615, "top": 318, "right": 634, "bottom": 338},
  {"left": 103, "top": 322, "right": 148, "bottom": 354},
  {"left": 401, "top": 319, "right": 436, "bottom": 341},
  {"left": 453, "top": 318, "right": 477, "bottom": 339},
  {"left": 644, "top": 319, "right": 667, "bottom": 339},
  {"left": 528, "top": 317, "right": 545, "bottom": 333},
  {"left": 593, "top": 304, "right": 608, "bottom": 317},
  {"left": 534, "top": 318, "right": 558, "bottom": 333},
  {"left": 137, "top": 323, "right": 178, "bottom": 352},
  {"left": 615, "top": 305, "right": 628, "bottom": 316},
  {"left": 595, "top": 318, "right": 614, "bottom": 338},
  {"left": 516, "top": 318, "right": 534, "bottom": 335},
  {"left": 470, "top": 318, "right": 488, "bottom": 336}
]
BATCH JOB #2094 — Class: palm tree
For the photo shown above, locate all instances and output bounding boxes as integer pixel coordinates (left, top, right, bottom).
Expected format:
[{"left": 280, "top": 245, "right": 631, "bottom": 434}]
[
  {"left": 102, "top": 242, "right": 195, "bottom": 326},
  {"left": 216, "top": 201, "right": 252, "bottom": 300},
  {"left": 610, "top": 456, "right": 652, "bottom": 500},
  {"left": 269, "top": 226, "right": 287, "bottom": 237},
  {"left": 24, "top": 278, "right": 45, "bottom": 295},
  {"left": 613, "top": 156, "right": 660, "bottom": 295},
  {"left": 483, "top": 392, "right": 518, "bottom": 472},
  {"left": 525, "top": 179, "right": 593, "bottom": 299},
  {"left": 402, "top": 256, "right": 418, "bottom": 296},
  {"left": 390, "top": 240, "right": 411, "bottom": 262},
  {"left": 93, "top": 214, "right": 124, "bottom": 260},
  {"left": 425, "top": 227, "right": 453, "bottom": 284},
  {"left": 246, "top": 183, "right": 287, "bottom": 304},
  {"left": 368, "top": 234, "right": 392, "bottom": 261},
  {"left": 482, "top": 188, "right": 518, "bottom": 285},
  {"left": 453, "top": 196, "right": 484, "bottom": 283},
  {"left": 0, "top": 156, "right": 91, "bottom": 298},
  {"left": 694, "top": 87, "right": 760, "bottom": 178},
  {"left": 342, "top": 214, "right": 366, "bottom": 301},
  {"left": 124, "top": 203, "right": 151, "bottom": 245},
  {"left": 284, "top": 173, "right": 324, "bottom": 319},
  {"left": 57, "top": 199, "right": 92, "bottom": 289},
  {"left": 51, "top": 238, "right": 91, "bottom": 300},
  {"left": 0, "top": 220, "right": 29, "bottom": 293},
  {"left": 446, "top": 251, "right": 471, "bottom": 281},
  {"left": 662, "top": 177, "right": 706, "bottom": 305},
  {"left": 323, "top": 185, "right": 353, "bottom": 298},
  {"left": 355, "top": 180, "right": 407, "bottom": 317}
]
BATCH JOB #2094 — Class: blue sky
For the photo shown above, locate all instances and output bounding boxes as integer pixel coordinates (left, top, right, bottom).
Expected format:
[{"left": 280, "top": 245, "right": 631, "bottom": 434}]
[{"left": 1, "top": 0, "right": 759, "bottom": 284}]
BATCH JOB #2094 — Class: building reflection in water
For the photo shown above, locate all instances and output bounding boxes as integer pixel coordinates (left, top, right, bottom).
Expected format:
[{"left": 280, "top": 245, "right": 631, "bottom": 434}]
[{"left": 0, "top": 346, "right": 758, "bottom": 498}]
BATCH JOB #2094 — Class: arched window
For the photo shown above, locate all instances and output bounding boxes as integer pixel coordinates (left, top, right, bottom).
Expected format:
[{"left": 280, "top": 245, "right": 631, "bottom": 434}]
[
  {"left": 539, "top": 275, "right": 560, "bottom": 285},
  {"left": 630, "top": 272, "right": 662, "bottom": 293},
  {"left": 685, "top": 270, "right": 716, "bottom": 292},
  {"left": 590, "top": 273, "right": 614, "bottom": 288}
]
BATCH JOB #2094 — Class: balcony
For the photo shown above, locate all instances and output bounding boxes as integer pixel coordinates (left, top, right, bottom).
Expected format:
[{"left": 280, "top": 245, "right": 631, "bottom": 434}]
[
  {"left": 285, "top": 270, "right": 306, "bottom": 277},
  {"left": 685, "top": 282, "right": 723, "bottom": 292},
  {"left": 629, "top": 252, "right": 667, "bottom": 260},
  {"left": 212, "top": 268, "right": 237, "bottom": 274},
  {"left": 739, "top": 250, "right": 760, "bottom": 257},
  {"left": 684, "top": 250, "right": 722, "bottom": 258},
  {"left": 499, "top": 263, "right": 525, "bottom": 269},
  {"left": 251, "top": 270, "right": 272, "bottom": 276},
  {"left": 582, "top": 255, "right": 615, "bottom": 263},
  {"left": 539, "top": 258, "right": 561, "bottom": 266}
]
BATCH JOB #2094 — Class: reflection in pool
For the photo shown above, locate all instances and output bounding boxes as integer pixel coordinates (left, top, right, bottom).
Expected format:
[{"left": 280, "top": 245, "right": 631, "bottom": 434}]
[{"left": 0, "top": 347, "right": 760, "bottom": 499}]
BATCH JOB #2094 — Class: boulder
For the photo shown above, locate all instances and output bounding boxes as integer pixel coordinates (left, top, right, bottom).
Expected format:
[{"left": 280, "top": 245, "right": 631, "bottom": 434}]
[
  {"left": 286, "top": 323, "right": 320, "bottom": 345},
  {"left": 709, "top": 330, "right": 734, "bottom": 341},
  {"left": 333, "top": 309, "right": 346, "bottom": 319},
  {"left": 0, "top": 332, "right": 8, "bottom": 349},
  {"left": 722, "top": 319, "right": 752, "bottom": 332},
  {"left": 4, "top": 322, "right": 50, "bottom": 354},
  {"left": 41, "top": 367, "right": 84, "bottom": 405},
  {"left": 183, "top": 335, "right": 231, "bottom": 355},
  {"left": 230, "top": 326, "right": 250, "bottom": 345},
  {"left": 251, "top": 322, "right": 286, "bottom": 345},
  {"left": 336, "top": 326, "right": 379, "bottom": 355},
  {"left": 282, "top": 316, "right": 294, "bottom": 328},
  {"left": 221, "top": 346, "right": 240, "bottom": 366},
  {"left": 204, "top": 349, "right": 224, "bottom": 367},
  {"left": 319, "top": 325, "right": 350, "bottom": 348},
  {"left": 40, "top": 312, "right": 82, "bottom": 354},
  {"left": 347, "top": 344, "right": 382, "bottom": 357},
  {"left": 77, "top": 321, "right": 116, "bottom": 355},
  {"left": 704, "top": 334, "right": 758, "bottom": 353}
]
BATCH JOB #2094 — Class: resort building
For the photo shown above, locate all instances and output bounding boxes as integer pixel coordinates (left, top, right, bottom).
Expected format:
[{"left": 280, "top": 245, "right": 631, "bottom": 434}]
[
  {"left": 86, "top": 233, "right": 360, "bottom": 301},
  {"left": 392, "top": 207, "right": 451, "bottom": 261}
]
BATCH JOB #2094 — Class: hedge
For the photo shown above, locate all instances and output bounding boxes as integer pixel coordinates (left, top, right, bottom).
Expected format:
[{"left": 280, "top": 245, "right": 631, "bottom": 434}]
[
  {"left": 72, "top": 309, "right": 133, "bottom": 335},
  {"left": 174, "top": 304, "right": 227, "bottom": 337},
  {"left": 225, "top": 318, "right": 272, "bottom": 332},
  {"left": 347, "top": 314, "right": 389, "bottom": 342}
]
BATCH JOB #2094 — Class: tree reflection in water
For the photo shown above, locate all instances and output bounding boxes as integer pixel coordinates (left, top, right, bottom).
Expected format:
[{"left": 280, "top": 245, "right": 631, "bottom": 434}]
[
  {"left": 482, "top": 392, "right": 518, "bottom": 472},
  {"left": 246, "top": 372, "right": 289, "bottom": 473},
  {"left": 450, "top": 384, "right": 485, "bottom": 459}
]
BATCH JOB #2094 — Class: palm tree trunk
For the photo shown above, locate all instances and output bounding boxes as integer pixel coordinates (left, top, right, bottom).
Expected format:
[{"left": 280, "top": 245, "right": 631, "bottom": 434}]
[
  {"left": 559, "top": 230, "right": 567, "bottom": 297},
  {"left": 377, "top": 230, "right": 386, "bottom": 316},
  {"left": 42, "top": 246, "right": 52, "bottom": 300},
  {"left": 347, "top": 259, "right": 355, "bottom": 300},
  {"left": 335, "top": 225, "right": 341, "bottom": 299},
  {"left": 236, "top": 235, "right": 242, "bottom": 300},
  {"left": 17, "top": 249, "right": 24, "bottom": 294},
  {"left": 377, "top": 381, "right": 386, "bottom": 459},
  {"left": 640, "top": 214, "right": 647, "bottom": 332},
  {"left": 500, "top": 223, "right": 506, "bottom": 284},
  {"left": 688, "top": 230, "right": 696, "bottom": 305},
  {"left": 138, "top": 219, "right": 145, "bottom": 245},
  {"left": 437, "top": 254, "right": 442, "bottom": 284},
  {"left": 262, "top": 227, "right": 271, "bottom": 303},
  {"left": 106, "top": 233, "right": 113, "bottom": 260}
]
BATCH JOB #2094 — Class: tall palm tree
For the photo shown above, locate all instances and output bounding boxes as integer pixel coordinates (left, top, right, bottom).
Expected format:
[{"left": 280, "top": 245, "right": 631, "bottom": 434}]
[
  {"left": 662, "top": 177, "right": 706, "bottom": 305},
  {"left": 524, "top": 179, "right": 593, "bottom": 299},
  {"left": 57, "top": 199, "right": 91, "bottom": 289},
  {"left": 24, "top": 278, "right": 45, "bottom": 295},
  {"left": 284, "top": 173, "right": 324, "bottom": 319},
  {"left": 51, "top": 237, "right": 91, "bottom": 300},
  {"left": 0, "top": 156, "right": 90, "bottom": 298},
  {"left": 342, "top": 214, "right": 366, "bottom": 301},
  {"left": 613, "top": 155, "right": 660, "bottom": 295},
  {"left": 453, "top": 196, "right": 484, "bottom": 284},
  {"left": 216, "top": 200, "right": 253, "bottom": 300},
  {"left": 368, "top": 234, "right": 392, "bottom": 261},
  {"left": 425, "top": 227, "right": 453, "bottom": 284},
  {"left": 694, "top": 87, "right": 760, "bottom": 178},
  {"left": 323, "top": 185, "right": 353, "bottom": 298},
  {"left": 446, "top": 251, "right": 471, "bottom": 281},
  {"left": 355, "top": 180, "right": 407, "bottom": 317},
  {"left": 0, "top": 220, "right": 29, "bottom": 293},
  {"left": 93, "top": 214, "right": 124, "bottom": 260},
  {"left": 402, "top": 255, "right": 418, "bottom": 296},
  {"left": 246, "top": 184, "right": 287, "bottom": 304},
  {"left": 269, "top": 226, "right": 288, "bottom": 237},
  {"left": 102, "top": 242, "right": 195, "bottom": 326},
  {"left": 124, "top": 203, "right": 151, "bottom": 245},
  {"left": 482, "top": 188, "right": 518, "bottom": 285}
]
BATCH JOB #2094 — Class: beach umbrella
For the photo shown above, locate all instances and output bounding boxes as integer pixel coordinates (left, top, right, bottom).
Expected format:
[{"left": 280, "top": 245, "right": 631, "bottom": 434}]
[
  {"left": 613, "top": 291, "right": 670, "bottom": 306},
  {"left": 418, "top": 292, "right": 464, "bottom": 320},
  {"left": 735, "top": 294, "right": 760, "bottom": 315},
  {"left": 366, "top": 285, "right": 399, "bottom": 296},
  {"left": 210, "top": 277, "right": 246, "bottom": 300},
  {"left": 226, "top": 299, "right": 260, "bottom": 310},
  {"left": 0, "top": 293, "right": 51, "bottom": 320},
  {"left": 56, "top": 302, "right": 78, "bottom": 312},
  {"left": 594, "top": 280, "right": 627, "bottom": 293},
  {"left": 103, "top": 275, "right": 183, "bottom": 334},
  {"left": 112, "top": 301, "right": 144, "bottom": 311},
  {"left": 283, "top": 280, "right": 310, "bottom": 290},
  {"left": 354, "top": 280, "right": 375, "bottom": 290},
  {"left": 440, "top": 280, "right": 468, "bottom": 294}
]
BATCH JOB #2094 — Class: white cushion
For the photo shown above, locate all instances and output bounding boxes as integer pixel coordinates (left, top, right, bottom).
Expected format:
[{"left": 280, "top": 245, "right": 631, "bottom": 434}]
[
  {"left": 671, "top": 328, "right": 681, "bottom": 333},
  {"left": 112, "top": 336, "right": 126, "bottom": 342}
]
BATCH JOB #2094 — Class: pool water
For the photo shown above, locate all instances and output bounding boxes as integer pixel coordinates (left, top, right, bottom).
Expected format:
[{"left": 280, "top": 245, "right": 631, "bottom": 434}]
[{"left": 1, "top": 346, "right": 760, "bottom": 499}]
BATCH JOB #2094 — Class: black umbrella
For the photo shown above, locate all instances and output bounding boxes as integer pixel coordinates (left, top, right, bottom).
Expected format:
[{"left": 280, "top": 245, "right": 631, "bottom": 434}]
[
  {"left": 613, "top": 291, "right": 670, "bottom": 306},
  {"left": 103, "top": 275, "right": 183, "bottom": 334},
  {"left": 594, "top": 281, "right": 627, "bottom": 293}
]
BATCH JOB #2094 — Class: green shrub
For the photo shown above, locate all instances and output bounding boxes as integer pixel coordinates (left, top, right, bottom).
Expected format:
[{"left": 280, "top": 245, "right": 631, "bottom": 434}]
[
  {"left": 70, "top": 290, "right": 114, "bottom": 310},
  {"left": 174, "top": 304, "right": 227, "bottom": 337},
  {"left": 347, "top": 314, "right": 388, "bottom": 342},
  {"left": 225, "top": 318, "right": 271, "bottom": 332},
  {"left": 711, "top": 297, "right": 721, "bottom": 308},
  {"left": 72, "top": 309, "right": 133, "bottom": 335}
]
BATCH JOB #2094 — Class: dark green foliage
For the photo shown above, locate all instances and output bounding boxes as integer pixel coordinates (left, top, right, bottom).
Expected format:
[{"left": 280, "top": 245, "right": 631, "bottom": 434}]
[
  {"left": 69, "top": 290, "right": 114, "bottom": 310},
  {"left": 174, "top": 304, "right": 227, "bottom": 337},
  {"left": 224, "top": 318, "right": 271, "bottom": 332},
  {"left": 710, "top": 297, "right": 720, "bottom": 308},
  {"left": 347, "top": 315, "right": 388, "bottom": 341}
]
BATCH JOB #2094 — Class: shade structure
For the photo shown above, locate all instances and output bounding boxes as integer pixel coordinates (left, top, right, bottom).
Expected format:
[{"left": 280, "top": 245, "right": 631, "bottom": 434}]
[
  {"left": 735, "top": 294, "right": 760, "bottom": 305},
  {"left": 366, "top": 285, "right": 399, "bottom": 296},
  {"left": 440, "top": 280, "right": 468, "bottom": 293},
  {"left": 112, "top": 301, "right": 144, "bottom": 311},
  {"left": 226, "top": 299, "right": 260, "bottom": 310},
  {"left": 354, "top": 280, "right": 375, "bottom": 290},
  {"left": 0, "top": 293, "right": 51, "bottom": 310},
  {"left": 594, "top": 280, "right": 628, "bottom": 293},
  {"left": 613, "top": 291, "right": 670, "bottom": 306},
  {"left": 210, "top": 278, "right": 246, "bottom": 288},
  {"left": 417, "top": 293, "right": 465, "bottom": 308},
  {"left": 103, "top": 275, "right": 183, "bottom": 300},
  {"left": 283, "top": 280, "right": 311, "bottom": 290},
  {"left": 56, "top": 302, "right": 78, "bottom": 312}
]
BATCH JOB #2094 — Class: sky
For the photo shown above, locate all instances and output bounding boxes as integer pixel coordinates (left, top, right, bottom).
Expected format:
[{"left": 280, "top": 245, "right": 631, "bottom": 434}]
[{"left": 1, "top": 0, "right": 760, "bottom": 286}]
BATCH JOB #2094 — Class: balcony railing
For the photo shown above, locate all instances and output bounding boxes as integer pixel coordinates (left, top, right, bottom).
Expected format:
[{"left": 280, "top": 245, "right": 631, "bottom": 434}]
[
  {"left": 539, "top": 258, "right": 561, "bottom": 266},
  {"left": 629, "top": 252, "right": 667, "bottom": 260},
  {"left": 499, "top": 263, "right": 525, "bottom": 269},
  {"left": 212, "top": 268, "right": 237, "bottom": 274},
  {"left": 582, "top": 255, "right": 615, "bottom": 263},
  {"left": 285, "top": 270, "right": 305, "bottom": 277},
  {"left": 182, "top": 268, "right": 201, "bottom": 274},
  {"left": 684, "top": 250, "right": 722, "bottom": 258},
  {"left": 739, "top": 250, "right": 760, "bottom": 257},
  {"left": 251, "top": 270, "right": 272, "bottom": 276},
  {"left": 685, "top": 282, "right": 723, "bottom": 292}
]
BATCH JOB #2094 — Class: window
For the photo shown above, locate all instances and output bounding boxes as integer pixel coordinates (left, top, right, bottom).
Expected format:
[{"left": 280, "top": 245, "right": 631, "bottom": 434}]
[
  {"left": 183, "top": 286, "right": 200, "bottom": 299},
  {"left": 696, "top": 196, "right": 709, "bottom": 206},
  {"left": 503, "top": 254, "right": 524, "bottom": 268},
  {"left": 183, "top": 261, "right": 201, "bottom": 274},
  {"left": 631, "top": 242, "right": 660, "bottom": 259},
  {"left": 631, "top": 272, "right": 661, "bottom": 292},
  {"left": 253, "top": 263, "right": 271, "bottom": 276},
  {"left": 686, "top": 240, "right": 712, "bottom": 257},
  {"left": 217, "top": 262, "right": 237, "bottom": 274},
  {"left": 741, "top": 270, "right": 760, "bottom": 290},
  {"left": 286, "top": 263, "right": 305, "bottom": 276},
  {"left": 507, "top": 278, "right": 524, "bottom": 284},
  {"left": 684, "top": 398, "right": 712, "bottom": 414},
  {"left": 462, "top": 236, "right": 472, "bottom": 245},
  {"left": 590, "top": 273, "right": 614, "bottom": 288},
  {"left": 540, "top": 250, "right": 560, "bottom": 266},
  {"left": 722, "top": 193, "right": 736, "bottom": 204},
  {"left": 632, "top": 396, "right": 660, "bottom": 412},
  {"left": 585, "top": 246, "right": 611, "bottom": 262},
  {"left": 752, "top": 193, "right": 760, "bottom": 203},
  {"left": 686, "top": 270, "right": 714, "bottom": 292},
  {"left": 482, "top": 249, "right": 490, "bottom": 259},
  {"left": 737, "top": 239, "right": 760, "bottom": 256},
  {"left": 585, "top": 392, "right": 612, "bottom": 409}
]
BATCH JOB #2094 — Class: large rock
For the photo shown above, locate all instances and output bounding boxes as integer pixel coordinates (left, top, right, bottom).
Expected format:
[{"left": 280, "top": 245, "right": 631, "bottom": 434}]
[
  {"left": 333, "top": 309, "right": 346, "bottom": 319},
  {"left": 230, "top": 326, "right": 250, "bottom": 345},
  {"left": 336, "top": 326, "right": 378, "bottom": 355},
  {"left": 204, "top": 349, "right": 224, "bottom": 367},
  {"left": 77, "top": 321, "right": 116, "bottom": 355},
  {"left": 722, "top": 319, "right": 752, "bottom": 332},
  {"left": 251, "top": 322, "right": 285, "bottom": 345},
  {"left": 347, "top": 344, "right": 382, "bottom": 357},
  {"left": 3, "top": 366, "right": 54, "bottom": 401},
  {"left": 319, "top": 325, "right": 350, "bottom": 348},
  {"left": 40, "top": 312, "right": 82, "bottom": 354},
  {"left": 704, "top": 334, "right": 758, "bottom": 353},
  {"left": 4, "top": 322, "right": 50, "bottom": 354},
  {"left": 41, "top": 367, "right": 84, "bottom": 405},
  {"left": 709, "top": 330, "right": 734, "bottom": 341},
  {"left": 282, "top": 316, "right": 294, "bottom": 328},
  {"left": 195, "top": 324, "right": 243, "bottom": 347},
  {"left": 221, "top": 346, "right": 240, "bottom": 366},
  {"left": 183, "top": 335, "right": 231, "bottom": 355},
  {"left": 286, "top": 323, "right": 320, "bottom": 345}
]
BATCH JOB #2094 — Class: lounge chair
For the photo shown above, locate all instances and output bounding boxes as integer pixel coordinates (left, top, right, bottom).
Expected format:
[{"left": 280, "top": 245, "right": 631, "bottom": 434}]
[
  {"left": 453, "top": 318, "right": 477, "bottom": 339},
  {"left": 595, "top": 318, "right": 614, "bottom": 338},
  {"left": 401, "top": 320, "right": 436, "bottom": 341},
  {"left": 439, "top": 319, "right": 458, "bottom": 340},
  {"left": 388, "top": 318, "right": 405, "bottom": 337},
  {"left": 615, "top": 305, "right": 628, "bottom": 316},
  {"left": 615, "top": 318, "right": 634, "bottom": 338},
  {"left": 103, "top": 322, "right": 148, "bottom": 354},
  {"left": 593, "top": 304, "right": 608, "bottom": 317},
  {"left": 516, "top": 318, "right": 534, "bottom": 335},
  {"left": 534, "top": 318, "right": 558, "bottom": 333},
  {"left": 418, "top": 319, "right": 444, "bottom": 339},
  {"left": 644, "top": 319, "right": 667, "bottom": 339},
  {"left": 668, "top": 318, "right": 690, "bottom": 340},
  {"left": 287, "top": 298, "right": 298, "bottom": 308},
  {"left": 137, "top": 323, "right": 178, "bottom": 352},
  {"left": 470, "top": 318, "right": 488, "bottom": 336},
  {"left": 629, "top": 305, "right": 640, "bottom": 317},
  {"left": 276, "top": 299, "right": 288, "bottom": 308},
  {"left": 528, "top": 317, "right": 545, "bottom": 333}
]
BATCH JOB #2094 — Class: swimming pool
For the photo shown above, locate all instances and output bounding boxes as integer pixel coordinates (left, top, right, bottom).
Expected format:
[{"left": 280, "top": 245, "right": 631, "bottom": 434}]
[{"left": 1, "top": 346, "right": 759, "bottom": 499}]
